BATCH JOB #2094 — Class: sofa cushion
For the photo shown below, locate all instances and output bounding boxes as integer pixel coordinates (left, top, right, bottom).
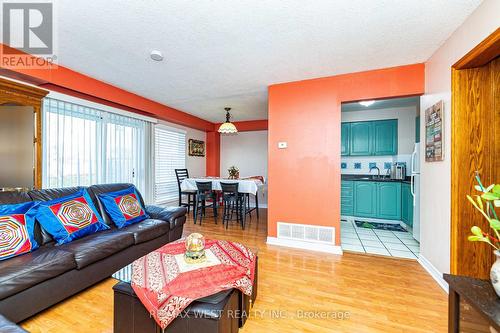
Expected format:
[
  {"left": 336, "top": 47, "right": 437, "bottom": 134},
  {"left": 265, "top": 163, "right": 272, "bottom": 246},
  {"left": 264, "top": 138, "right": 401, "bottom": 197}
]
[
  {"left": 58, "top": 229, "right": 134, "bottom": 269},
  {"left": 145, "top": 205, "right": 187, "bottom": 229},
  {"left": 97, "top": 187, "right": 149, "bottom": 228},
  {"left": 87, "top": 184, "right": 146, "bottom": 226},
  {"left": 0, "top": 202, "right": 39, "bottom": 261},
  {"left": 28, "top": 187, "right": 86, "bottom": 245},
  {"left": 0, "top": 247, "right": 76, "bottom": 300},
  {"left": 120, "top": 219, "right": 169, "bottom": 244},
  {"left": 34, "top": 189, "right": 109, "bottom": 245},
  {"left": 0, "top": 191, "right": 31, "bottom": 205},
  {"left": 0, "top": 314, "right": 28, "bottom": 333}
]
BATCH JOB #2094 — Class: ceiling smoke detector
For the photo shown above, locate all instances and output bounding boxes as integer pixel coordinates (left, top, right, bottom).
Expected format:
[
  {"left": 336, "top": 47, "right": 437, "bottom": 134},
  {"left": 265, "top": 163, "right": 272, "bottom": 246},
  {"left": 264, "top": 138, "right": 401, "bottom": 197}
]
[{"left": 150, "top": 50, "right": 164, "bottom": 61}]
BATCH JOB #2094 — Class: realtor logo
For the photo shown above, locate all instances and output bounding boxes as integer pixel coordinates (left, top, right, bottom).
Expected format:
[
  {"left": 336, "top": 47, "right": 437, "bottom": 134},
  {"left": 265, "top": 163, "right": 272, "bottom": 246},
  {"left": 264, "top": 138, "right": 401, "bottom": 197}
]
[{"left": 1, "top": 1, "right": 57, "bottom": 69}]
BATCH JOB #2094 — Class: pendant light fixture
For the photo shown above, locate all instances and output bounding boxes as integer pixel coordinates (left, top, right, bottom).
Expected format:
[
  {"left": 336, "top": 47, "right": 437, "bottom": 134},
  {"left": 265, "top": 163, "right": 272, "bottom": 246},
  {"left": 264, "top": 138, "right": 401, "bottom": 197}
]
[{"left": 217, "top": 107, "right": 238, "bottom": 134}]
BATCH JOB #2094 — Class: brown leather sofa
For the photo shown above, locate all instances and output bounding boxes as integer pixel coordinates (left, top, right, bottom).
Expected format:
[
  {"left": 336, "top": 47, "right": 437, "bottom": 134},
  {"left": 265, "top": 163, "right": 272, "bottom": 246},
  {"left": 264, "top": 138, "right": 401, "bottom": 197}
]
[{"left": 0, "top": 183, "right": 187, "bottom": 326}]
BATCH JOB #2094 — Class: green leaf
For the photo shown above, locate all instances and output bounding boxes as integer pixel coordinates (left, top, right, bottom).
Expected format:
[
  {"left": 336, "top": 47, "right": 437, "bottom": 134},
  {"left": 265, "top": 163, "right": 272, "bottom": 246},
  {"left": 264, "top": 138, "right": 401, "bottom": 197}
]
[
  {"left": 477, "top": 196, "right": 484, "bottom": 210},
  {"left": 482, "top": 193, "right": 500, "bottom": 201},
  {"left": 475, "top": 185, "right": 484, "bottom": 192},
  {"left": 493, "top": 185, "right": 500, "bottom": 195},
  {"left": 494, "top": 199, "right": 500, "bottom": 208},
  {"left": 468, "top": 235, "right": 487, "bottom": 242},
  {"left": 468, "top": 195, "right": 479, "bottom": 209},
  {"left": 471, "top": 226, "right": 484, "bottom": 237},
  {"left": 485, "top": 184, "right": 495, "bottom": 193},
  {"left": 490, "top": 219, "right": 500, "bottom": 230}
]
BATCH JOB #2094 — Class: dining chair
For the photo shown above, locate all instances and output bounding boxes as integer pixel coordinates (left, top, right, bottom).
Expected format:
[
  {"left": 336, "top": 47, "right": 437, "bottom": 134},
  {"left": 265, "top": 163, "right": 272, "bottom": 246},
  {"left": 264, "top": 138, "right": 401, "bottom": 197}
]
[
  {"left": 175, "top": 169, "right": 196, "bottom": 214},
  {"left": 194, "top": 181, "right": 217, "bottom": 225},
  {"left": 220, "top": 182, "right": 245, "bottom": 230}
]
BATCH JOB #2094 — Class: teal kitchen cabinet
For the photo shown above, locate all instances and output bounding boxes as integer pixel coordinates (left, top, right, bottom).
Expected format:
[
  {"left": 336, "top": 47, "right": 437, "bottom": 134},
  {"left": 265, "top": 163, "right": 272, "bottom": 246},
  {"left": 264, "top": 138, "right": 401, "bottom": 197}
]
[
  {"left": 353, "top": 181, "right": 377, "bottom": 217},
  {"left": 372, "top": 120, "right": 398, "bottom": 156},
  {"left": 401, "top": 183, "right": 414, "bottom": 227},
  {"left": 342, "top": 119, "right": 398, "bottom": 156},
  {"left": 341, "top": 123, "right": 350, "bottom": 156},
  {"left": 377, "top": 182, "right": 401, "bottom": 220},
  {"left": 349, "top": 122, "right": 372, "bottom": 156},
  {"left": 341, "top": 181, "right": 354, "bottom": 216}
]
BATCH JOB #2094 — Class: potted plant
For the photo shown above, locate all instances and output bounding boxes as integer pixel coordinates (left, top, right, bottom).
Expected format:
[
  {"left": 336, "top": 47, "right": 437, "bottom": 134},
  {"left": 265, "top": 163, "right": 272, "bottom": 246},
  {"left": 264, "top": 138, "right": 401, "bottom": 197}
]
[
  {"left": 228, "top": 166, "right": 239, "bottom": 179},
  {"left": 467, "top": 177, "right": 500, "bottom": 295}
]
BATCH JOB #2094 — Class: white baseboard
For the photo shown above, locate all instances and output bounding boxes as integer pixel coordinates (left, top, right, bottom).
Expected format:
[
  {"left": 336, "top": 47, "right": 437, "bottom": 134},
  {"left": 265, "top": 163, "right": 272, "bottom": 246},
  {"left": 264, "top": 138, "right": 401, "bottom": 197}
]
[
  {"left": 266, "top": 237, "right": 343, "bottom": 255},
  {"left": 418, "top": 255, "right": 449, "bottom": 293}
]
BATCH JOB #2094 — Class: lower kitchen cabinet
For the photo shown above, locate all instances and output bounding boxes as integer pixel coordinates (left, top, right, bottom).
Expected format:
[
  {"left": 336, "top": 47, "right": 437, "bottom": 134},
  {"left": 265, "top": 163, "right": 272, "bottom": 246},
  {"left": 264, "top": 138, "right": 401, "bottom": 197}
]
[
  {"left": 341, "top": 181, "right": 354, "bottom": 216},
  {"left": 353, "top": 182, "right": 377, "bottom": 217},
  {"left": 377, "top": 182, "right": 401, "bottom": 220},
  {"left": 352, "top": 181, "right": 401, "bottom": 220},
  {"left": 401, "top": 183, "right": 414, "bottom": 227}
]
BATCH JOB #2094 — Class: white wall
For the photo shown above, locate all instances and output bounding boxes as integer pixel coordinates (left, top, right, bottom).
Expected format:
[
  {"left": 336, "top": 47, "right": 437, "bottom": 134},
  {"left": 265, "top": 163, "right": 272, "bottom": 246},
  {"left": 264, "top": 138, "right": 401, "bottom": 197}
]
[
  {"left": 419, "top": 0, "right": 500, "bottom": 279},
  {"left": 157, "top": 120, "right": 206, "bottom": 178},
  {"left": 220, "top": 130, "right": 268, "bottom": 206}
]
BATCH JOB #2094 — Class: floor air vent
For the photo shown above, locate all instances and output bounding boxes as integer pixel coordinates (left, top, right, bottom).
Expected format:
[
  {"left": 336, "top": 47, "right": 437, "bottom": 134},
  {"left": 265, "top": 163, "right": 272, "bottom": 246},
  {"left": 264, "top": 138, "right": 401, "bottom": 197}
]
[{"left": 277, "top": 222, "right": 334, "bottom": 244}]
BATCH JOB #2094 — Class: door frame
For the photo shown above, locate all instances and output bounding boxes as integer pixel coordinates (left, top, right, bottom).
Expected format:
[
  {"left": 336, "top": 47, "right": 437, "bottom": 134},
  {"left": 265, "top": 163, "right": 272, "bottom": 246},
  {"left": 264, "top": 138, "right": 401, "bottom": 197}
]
[{"left": 450, "top": 28, "right": 500, "bottom": 278}]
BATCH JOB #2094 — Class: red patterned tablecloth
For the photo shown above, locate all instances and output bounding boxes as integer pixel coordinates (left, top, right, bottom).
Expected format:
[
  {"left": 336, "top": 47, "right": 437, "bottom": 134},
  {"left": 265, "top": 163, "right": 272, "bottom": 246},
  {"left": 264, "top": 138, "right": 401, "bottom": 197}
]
[{"left": 131, "top": 239, "right": 256, "bottom": 329}]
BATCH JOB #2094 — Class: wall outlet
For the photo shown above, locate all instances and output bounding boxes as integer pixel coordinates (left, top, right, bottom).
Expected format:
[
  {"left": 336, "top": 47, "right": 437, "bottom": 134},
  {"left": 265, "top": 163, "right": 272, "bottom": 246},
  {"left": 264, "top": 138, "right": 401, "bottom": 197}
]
[{"left": 278, "top": 142, "right": 287, "bottom": 149}]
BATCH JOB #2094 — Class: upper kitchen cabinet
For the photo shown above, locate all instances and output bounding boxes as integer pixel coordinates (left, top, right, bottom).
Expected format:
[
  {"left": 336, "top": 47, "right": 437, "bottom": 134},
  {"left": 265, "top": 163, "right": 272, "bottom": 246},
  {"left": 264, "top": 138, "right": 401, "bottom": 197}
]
[
  {"left": 373, "top": 120, "right": 398, "bottom": 155},
  {"left": 349, "top": 121, "right": 372, "bottom": 156},
  {"left": 341, "top": 122, "right": 350, "bottom": 156},
  {"left": 343, "top": 119, "right": 398, "bottom": 156}
]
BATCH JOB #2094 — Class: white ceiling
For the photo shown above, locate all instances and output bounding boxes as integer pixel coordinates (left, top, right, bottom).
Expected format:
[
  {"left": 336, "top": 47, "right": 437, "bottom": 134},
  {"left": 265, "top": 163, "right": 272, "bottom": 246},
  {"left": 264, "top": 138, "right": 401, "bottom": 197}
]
[{"left": 52, "top": 0, "right": 481, "bottom": 122}]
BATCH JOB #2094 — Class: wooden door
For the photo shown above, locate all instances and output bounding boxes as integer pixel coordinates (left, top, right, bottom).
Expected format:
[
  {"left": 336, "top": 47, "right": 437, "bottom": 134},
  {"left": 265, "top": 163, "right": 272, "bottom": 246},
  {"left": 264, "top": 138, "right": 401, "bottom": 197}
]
[{"left": 450, "top": 29, "right": 500, "bottom": 278}]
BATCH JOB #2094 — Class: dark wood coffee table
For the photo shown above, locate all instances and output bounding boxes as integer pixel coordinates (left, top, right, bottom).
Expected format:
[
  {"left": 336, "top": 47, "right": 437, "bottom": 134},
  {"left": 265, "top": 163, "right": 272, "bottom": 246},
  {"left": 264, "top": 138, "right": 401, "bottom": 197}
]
[{"left": 111, "top": 257, "right": 258, "bottom": 333}]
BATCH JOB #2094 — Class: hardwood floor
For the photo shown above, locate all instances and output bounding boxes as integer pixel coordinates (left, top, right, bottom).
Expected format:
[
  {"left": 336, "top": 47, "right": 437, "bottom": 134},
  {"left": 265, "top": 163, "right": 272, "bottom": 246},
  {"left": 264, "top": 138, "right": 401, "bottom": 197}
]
[{"left": 21, "top": 209, "right": 447, "bottom": 332}]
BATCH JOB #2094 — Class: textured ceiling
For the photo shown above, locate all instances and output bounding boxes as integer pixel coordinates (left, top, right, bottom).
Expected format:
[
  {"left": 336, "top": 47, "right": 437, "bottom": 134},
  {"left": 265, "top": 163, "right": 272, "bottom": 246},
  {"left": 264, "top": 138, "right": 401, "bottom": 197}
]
[{"left": 51, "top": 0, "right": 481, "bottom": 122}]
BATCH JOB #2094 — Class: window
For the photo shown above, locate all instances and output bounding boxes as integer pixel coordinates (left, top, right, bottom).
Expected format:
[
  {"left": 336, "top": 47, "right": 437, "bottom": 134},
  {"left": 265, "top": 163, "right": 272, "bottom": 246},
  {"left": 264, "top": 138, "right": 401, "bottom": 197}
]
[
  {"left": 154, "top": 125, "right": 186, "bottom": 204},
  {"left": 42, "top": 98, "right": 149, "bottom": 194}
]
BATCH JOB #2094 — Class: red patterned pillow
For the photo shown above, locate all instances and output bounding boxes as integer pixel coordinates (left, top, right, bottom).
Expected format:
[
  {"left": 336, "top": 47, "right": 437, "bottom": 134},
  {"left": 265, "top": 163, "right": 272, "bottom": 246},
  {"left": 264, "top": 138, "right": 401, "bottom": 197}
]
[{"left": 0, "top": 202, "right": 39, "bottom": 260}]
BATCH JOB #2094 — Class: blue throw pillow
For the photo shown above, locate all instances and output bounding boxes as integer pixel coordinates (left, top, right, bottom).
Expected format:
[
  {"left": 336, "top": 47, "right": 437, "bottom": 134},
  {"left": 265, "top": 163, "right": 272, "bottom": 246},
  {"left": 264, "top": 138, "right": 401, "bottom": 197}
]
[
  {"left": 35, "top": 189, "right": 109, "bottom": 245},
  {"left": 0, "top": 201, "right": 39, "bottom": 260},
  {"left": 98, "top": 187, "right": 149, "bottom": 228}
]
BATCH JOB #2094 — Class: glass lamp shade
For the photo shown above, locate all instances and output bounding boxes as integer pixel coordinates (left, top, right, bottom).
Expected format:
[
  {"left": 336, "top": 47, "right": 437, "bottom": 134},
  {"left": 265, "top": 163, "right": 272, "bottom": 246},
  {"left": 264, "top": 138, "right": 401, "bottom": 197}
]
[{"left": 218, "top": 121, "right": 238, "bottom": 134}]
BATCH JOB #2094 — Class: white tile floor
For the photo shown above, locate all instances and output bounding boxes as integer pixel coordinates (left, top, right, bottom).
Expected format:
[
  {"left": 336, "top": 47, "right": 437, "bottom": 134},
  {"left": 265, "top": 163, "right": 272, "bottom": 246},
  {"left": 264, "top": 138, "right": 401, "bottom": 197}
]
[{"left": 340, "top": 219, "right": 419, "bottom": 259}]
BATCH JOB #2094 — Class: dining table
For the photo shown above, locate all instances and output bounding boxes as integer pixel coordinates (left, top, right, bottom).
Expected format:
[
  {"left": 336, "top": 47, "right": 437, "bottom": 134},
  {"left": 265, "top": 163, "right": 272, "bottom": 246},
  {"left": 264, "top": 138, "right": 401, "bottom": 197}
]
[{"left": 180, "top": 177, "right": 264, "bottom": 218}]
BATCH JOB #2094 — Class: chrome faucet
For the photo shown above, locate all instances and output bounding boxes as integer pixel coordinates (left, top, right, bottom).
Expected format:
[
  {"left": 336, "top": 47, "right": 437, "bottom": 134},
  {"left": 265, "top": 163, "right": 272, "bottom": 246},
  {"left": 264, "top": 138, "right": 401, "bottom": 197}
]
[{"left": 369, "top": 166, "right": 380, "bottom": 179}]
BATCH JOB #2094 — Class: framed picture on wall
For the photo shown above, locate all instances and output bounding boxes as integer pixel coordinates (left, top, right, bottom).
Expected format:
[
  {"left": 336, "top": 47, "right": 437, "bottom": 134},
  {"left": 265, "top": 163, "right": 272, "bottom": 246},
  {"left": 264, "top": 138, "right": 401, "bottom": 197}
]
[
  {"left": 188, "top": 139, "right": 205, "bottom": 157},
  {"left": 425, "top": 100, "right": 444, "bottom": 162}
]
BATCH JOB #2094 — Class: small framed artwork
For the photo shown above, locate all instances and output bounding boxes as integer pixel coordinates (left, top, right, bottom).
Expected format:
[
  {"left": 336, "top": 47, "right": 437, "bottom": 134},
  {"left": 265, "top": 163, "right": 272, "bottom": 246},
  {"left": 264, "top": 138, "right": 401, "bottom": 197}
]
[
  {"left": 425, "top": 100, "right": 444, "bottom": 162},
  {"left": 188, "top": 139, "right": 205, "bottom": 157}
]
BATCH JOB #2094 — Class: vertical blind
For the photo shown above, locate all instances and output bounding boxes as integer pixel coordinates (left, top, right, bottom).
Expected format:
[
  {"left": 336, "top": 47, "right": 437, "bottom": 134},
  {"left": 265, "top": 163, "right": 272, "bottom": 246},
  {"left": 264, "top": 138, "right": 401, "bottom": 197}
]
[
  {"left": 42, "top": 98, "right": 148, "bottom": 194},
  {"left": 154, "top": 125, "right": 186, "bottom": 204}
]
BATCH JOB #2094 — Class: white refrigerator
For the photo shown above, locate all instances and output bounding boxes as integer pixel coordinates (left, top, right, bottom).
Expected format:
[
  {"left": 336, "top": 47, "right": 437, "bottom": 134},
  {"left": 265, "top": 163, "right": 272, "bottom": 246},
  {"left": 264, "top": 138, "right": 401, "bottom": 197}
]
[{"left": 411, "top": 143, "right": 421, "bottom": 242}]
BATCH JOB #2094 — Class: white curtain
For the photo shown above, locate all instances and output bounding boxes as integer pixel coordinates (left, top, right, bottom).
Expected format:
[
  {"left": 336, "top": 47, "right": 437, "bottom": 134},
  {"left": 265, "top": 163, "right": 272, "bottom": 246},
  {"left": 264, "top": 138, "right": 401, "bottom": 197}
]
[
  {"left": 154, "top": 125, "right": 186, "bottom": 204},
  {"left": 42, "top": 97, "right": 149, "bottom": 194}
]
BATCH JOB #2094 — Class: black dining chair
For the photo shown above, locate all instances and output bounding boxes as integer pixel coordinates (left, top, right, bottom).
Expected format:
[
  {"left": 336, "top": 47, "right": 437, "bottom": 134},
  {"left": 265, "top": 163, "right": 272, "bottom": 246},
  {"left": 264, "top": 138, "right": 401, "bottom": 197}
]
[
  {"left": 194, "top": 181, "right": 217, "bottom": 225},
  {"left": 220, "top": 182, "right": 245, "bottom": 230},
  {"left": 175, "top": 169, "right": 196, "bottom": 214}
]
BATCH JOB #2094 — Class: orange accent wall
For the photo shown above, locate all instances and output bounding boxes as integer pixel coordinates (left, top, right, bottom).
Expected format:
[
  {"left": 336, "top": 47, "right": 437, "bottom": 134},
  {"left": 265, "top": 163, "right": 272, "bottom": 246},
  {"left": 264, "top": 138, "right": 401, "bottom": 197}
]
[
  {"left": 267, "top": 63, "right": 424, "bottom": 243},
  {"left": 1, "top": 44, "right": 213, "bottom": 131},
  {"left": 206, "top": 131, "right": 221, "bottom": 176}
]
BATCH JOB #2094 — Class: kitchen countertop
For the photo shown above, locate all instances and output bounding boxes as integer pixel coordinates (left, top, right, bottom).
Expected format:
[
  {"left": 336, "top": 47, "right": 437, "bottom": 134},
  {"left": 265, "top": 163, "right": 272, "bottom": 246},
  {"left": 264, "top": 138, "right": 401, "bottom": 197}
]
[{"left": 341, "top": 174, "right": 412, "bottom": 184}]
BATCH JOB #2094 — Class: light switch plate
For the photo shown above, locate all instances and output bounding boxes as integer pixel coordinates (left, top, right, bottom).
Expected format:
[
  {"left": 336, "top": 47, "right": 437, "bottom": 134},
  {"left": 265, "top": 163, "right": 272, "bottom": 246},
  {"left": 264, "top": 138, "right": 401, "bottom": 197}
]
[{"left": 278, "top": 142, "right": 287, "bottom": 149}]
